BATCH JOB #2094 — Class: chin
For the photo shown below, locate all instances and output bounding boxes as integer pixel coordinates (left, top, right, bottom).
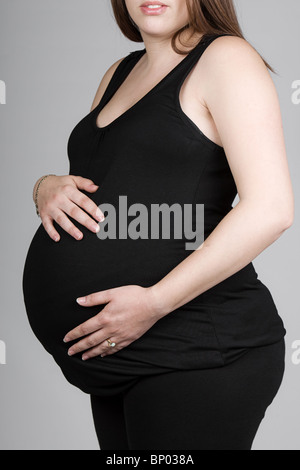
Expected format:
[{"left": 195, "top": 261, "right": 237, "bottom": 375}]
[
  {"left": 140, "top": 26, "right": 173, "bottom": 37},
  {"left": 138, "top": 20, "right": 184, "bottom": 39}
]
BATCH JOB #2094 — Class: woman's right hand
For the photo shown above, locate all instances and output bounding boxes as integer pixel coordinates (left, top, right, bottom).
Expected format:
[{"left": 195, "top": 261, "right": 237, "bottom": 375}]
[{"left": 33, "top": 174, "right": 105, "bottom": 242}]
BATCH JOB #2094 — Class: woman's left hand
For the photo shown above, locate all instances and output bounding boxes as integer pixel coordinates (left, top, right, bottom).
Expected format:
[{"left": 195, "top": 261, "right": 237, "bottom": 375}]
[{"left": 63, "top": 285, "right": 164, "bottom": 360}]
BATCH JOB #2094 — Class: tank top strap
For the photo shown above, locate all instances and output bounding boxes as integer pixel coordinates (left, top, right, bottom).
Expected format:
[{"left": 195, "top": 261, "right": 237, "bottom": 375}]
[
  {"left": 164, "top": 33, "right": 232, "bottom": 90},
  {"left": 97, "top": 33, "right": 231, "bottom": 111},
  {"left": 96, "top": 50, "right": 143, "bottom": 111}
]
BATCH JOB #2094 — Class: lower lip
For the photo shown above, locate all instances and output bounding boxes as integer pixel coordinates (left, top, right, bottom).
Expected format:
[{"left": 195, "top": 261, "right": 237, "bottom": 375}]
[{"left": 140, "top": 5, "right": 168, "bottom": 15}]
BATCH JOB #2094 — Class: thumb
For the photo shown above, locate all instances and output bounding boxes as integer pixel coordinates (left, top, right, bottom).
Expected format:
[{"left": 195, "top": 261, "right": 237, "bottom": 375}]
[
  {"left": 71, "top": 175, "right": 99, "bottom": 192},
  {"left": 76, "top": 289, "right": 112, "bottom": 306}
]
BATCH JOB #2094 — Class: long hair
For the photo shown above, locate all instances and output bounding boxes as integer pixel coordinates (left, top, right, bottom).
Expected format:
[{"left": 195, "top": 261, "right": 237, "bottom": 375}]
[{"left": 110, "top": 0, "right": 274, "bottom": 72}]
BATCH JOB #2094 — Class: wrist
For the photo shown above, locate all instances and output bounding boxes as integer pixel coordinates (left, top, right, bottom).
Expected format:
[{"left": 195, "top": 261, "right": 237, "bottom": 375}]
[
  {"left": 146, "top": 283, "right": 172, "bottom": 320},
  {"left": 32, "top": 176, "right": 44, "bottom": 202},
  {"left": 33, "top": 174, "right": 56, "bottom": 217}
]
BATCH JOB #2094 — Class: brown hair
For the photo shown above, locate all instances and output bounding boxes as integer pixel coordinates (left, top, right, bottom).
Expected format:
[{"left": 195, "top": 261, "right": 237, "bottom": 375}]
[{"left": 110, "top": 0, "right": 274, "bottom": 72}]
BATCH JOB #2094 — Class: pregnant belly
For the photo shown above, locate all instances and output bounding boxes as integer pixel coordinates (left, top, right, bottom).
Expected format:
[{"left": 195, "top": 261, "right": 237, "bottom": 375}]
[
  {"left": 22, "top": 218, "right": 191, "bottom": 354},
  {"left": 23, "top": 215, "right": 272, "bottom": 390}
]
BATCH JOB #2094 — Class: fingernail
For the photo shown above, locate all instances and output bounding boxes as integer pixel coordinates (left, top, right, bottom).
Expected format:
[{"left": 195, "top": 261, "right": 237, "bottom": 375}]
[
  {"left": 54, "top": 235, "right": 60, "bottom": 242},
  {"left": 76, "top": 297, "right": 86, "bottom": 304},
  {"left": 68, "top": 349, "right": 74, "bottom": 356},
  {"left": 63, "top": 336, "right": 69, "bottom": 343},
  {"left": 82, "top": 355, "right": 88, "bottom": 361},
  {"left": 76, "top": 233, "right": 83, "bottom": 240},
  {"left": 96, "top": 208, "right": 105, "bottom": 222},
  {"left": 94, "top": 224, "right": 100, "bottom": 233}
]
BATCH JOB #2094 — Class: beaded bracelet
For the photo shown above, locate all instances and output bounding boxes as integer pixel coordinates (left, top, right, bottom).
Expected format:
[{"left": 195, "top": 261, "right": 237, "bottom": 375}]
[{"left": 34, "top": 174, "right": 56, "bottom": 217}]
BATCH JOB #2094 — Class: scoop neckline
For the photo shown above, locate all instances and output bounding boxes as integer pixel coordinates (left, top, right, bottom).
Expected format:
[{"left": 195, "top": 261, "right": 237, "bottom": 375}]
[{"left": 92, "top": 36, "right": 207, "bottom": 131}]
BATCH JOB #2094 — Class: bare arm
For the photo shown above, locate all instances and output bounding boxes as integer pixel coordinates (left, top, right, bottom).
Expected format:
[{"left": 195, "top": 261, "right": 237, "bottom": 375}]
[{"left": 150, "top": 36, "right": 294, "bottom": 316}]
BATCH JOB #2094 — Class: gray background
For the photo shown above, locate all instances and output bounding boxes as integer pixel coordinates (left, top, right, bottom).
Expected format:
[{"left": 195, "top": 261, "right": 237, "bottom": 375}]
[{"left": 0, "top": 0, "right": 299, "bottom": 450}]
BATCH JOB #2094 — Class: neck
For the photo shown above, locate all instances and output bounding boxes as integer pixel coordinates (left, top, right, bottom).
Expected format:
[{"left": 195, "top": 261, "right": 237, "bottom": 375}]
[{"left": 139, "top": 30, "right": 204, "bottom": 73}]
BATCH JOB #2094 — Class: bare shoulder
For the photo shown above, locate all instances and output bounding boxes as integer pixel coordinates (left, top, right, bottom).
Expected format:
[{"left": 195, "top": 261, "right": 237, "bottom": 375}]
[
  {"left": 198, "top": 35, "right": 277, "bottom": 113},
  {"left": 200, "top": 35, "right": 271, "bottom": 80},
  {"left": 90, "top": 55, "right": 127, "bottom": 112},
  {"left": 202, "top": 35, "right": 266, "bottom": 65}
]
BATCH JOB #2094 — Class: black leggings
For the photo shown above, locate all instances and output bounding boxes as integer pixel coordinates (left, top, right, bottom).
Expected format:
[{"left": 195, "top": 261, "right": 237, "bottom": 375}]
[{"left": 90, "top": 339, "right": 285, "bottom": 450}]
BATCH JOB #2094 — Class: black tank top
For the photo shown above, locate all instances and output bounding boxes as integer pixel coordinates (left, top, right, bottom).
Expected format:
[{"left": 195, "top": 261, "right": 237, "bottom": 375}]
[
  {"left": 23, "top": 34, "right": 286, "bottom": 387},
  {"left": 67, "top": 32, "right": 285, "bottom": 360}
]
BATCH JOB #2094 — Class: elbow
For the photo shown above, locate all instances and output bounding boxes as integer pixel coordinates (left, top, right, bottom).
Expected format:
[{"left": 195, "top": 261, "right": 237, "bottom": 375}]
[
  {"left": 240, "top": 195, "right": 294, "bottom": 239},
  {"left": 278, "top": 213, "right": 294, "bottom": 231},
  {"left": 256, "top": 198, "right": 295, "bottom": 237},
  {"left": 274, "top": 203, "right": 294, "bottom": 233}
]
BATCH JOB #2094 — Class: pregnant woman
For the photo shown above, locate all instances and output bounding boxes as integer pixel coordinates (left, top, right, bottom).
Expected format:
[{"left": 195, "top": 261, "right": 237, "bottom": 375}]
[{"left": 22, "top": 0, "right": 294, "bottom": 450}]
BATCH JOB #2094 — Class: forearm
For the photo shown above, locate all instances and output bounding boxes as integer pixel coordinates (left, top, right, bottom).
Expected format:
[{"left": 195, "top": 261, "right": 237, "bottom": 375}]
[{"left": 150, "top": 200, "right": 292, "bottom": 318}]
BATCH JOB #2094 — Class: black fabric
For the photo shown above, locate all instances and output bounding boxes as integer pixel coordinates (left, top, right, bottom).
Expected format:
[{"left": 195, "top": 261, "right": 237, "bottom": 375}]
[
  {"left": 22, "top": 34, "right": 286, "bottom": 397},
  {"left": 90, "top": 339, "right": 285, "bottom": 450}
]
